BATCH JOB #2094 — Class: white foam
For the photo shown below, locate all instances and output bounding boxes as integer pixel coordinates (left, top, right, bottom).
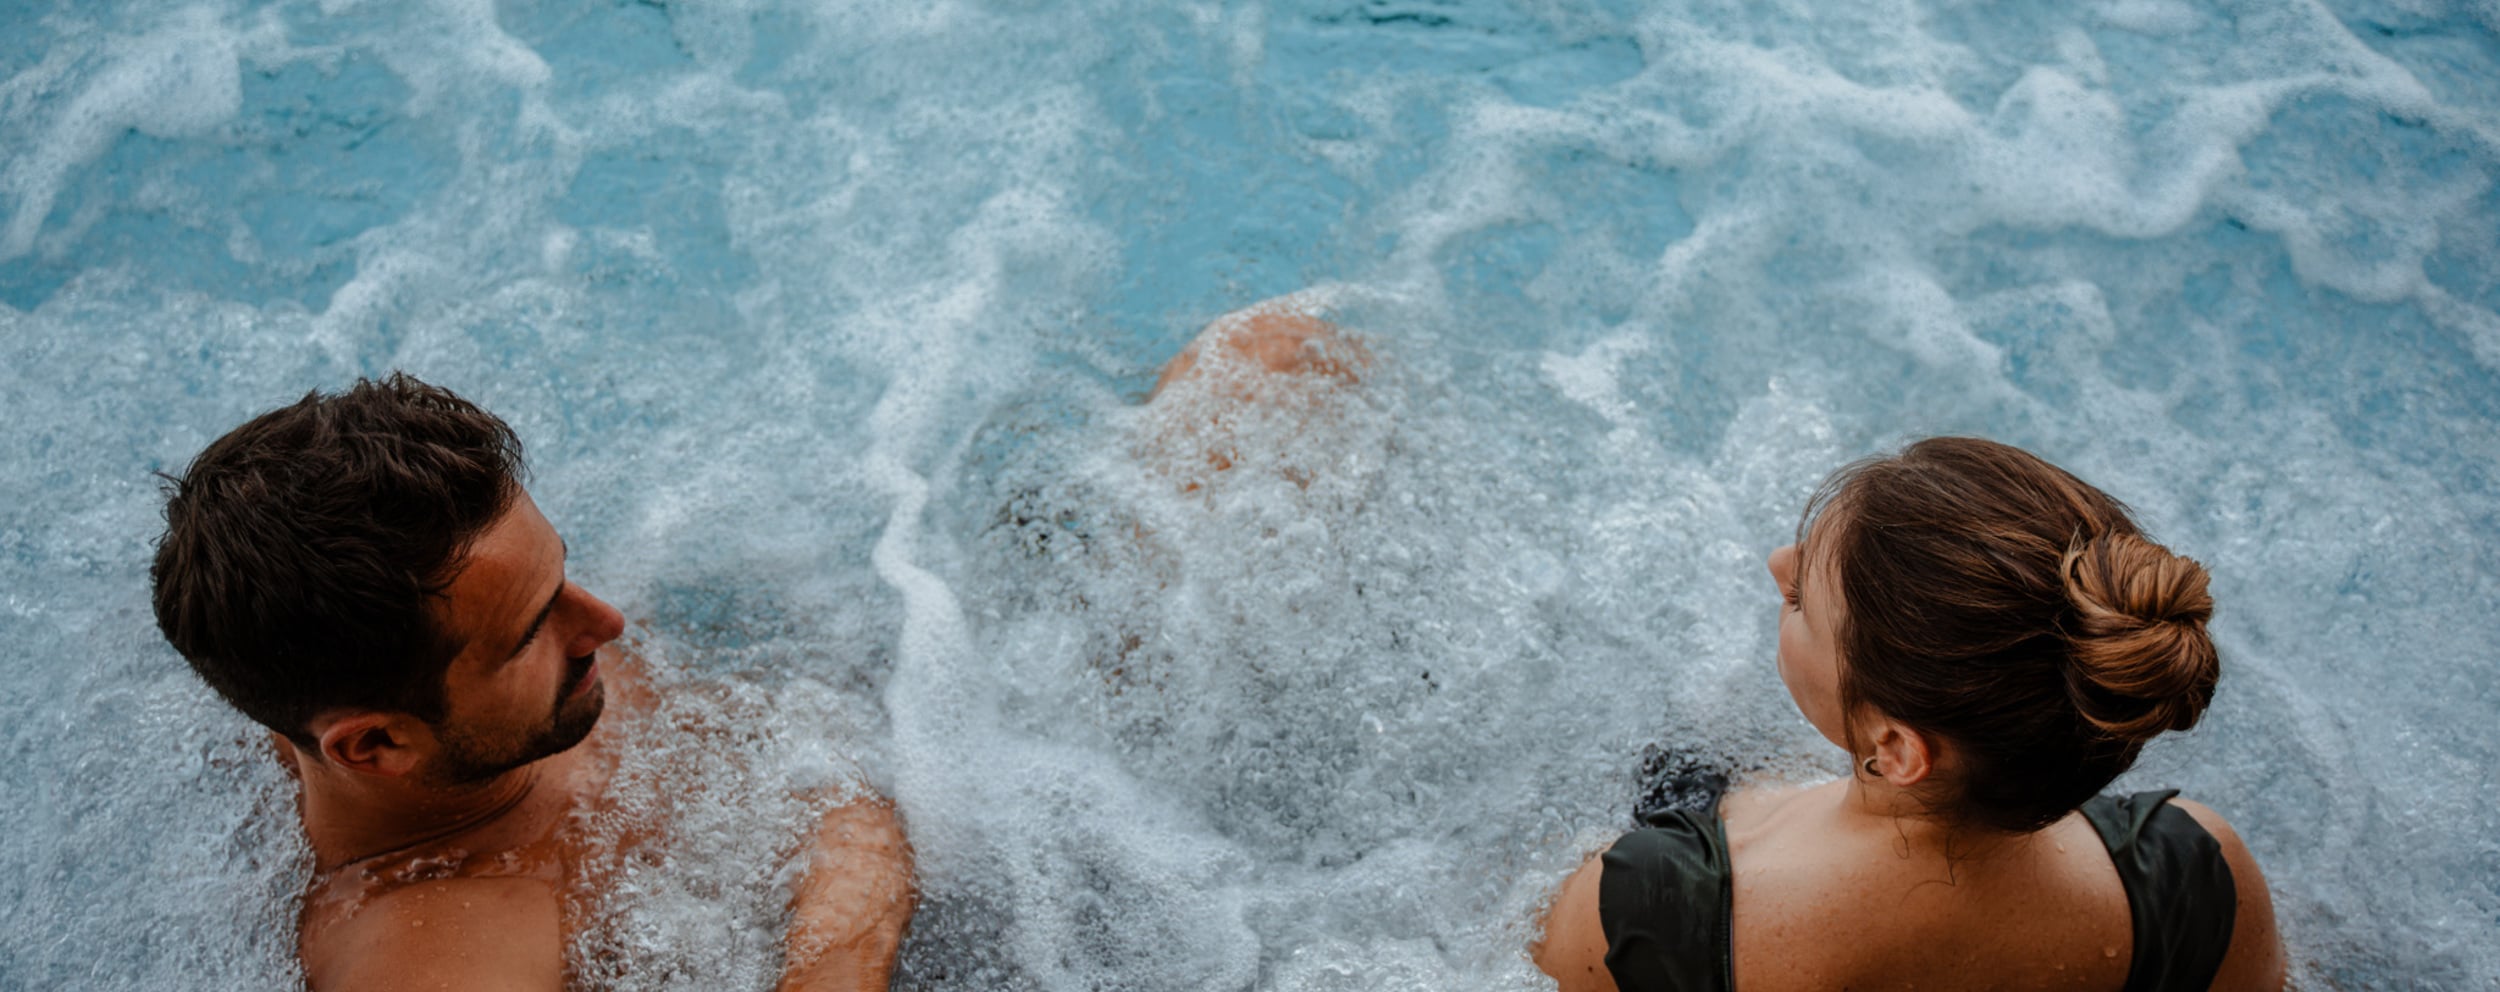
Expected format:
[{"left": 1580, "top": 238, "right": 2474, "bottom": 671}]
[
  {"left": 2, "top": 5, "right": 242, "bottom": 260},
  {"left": 1841, "top": 262, "right": 2011, "bottom": 377},
  {"left": 2091, "top": 0, "right": 2205, "bottom": 35},
  {"left": 1540, "top": 331, "right": 1649, "bottom": 429},
  {"left": 421, "top": 0, "right": 551, "bottom": 95},
  {"left": 6, "top": 0, "right": 2500, "bottom": 986},
  {"left": 2421, "top": 284, "right": 2500, "bottom": 374}
]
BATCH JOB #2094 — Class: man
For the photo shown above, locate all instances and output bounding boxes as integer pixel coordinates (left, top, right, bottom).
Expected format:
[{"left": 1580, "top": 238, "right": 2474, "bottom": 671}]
[{"left": 150, "top": 374, "right": 915, "bottom": 991}]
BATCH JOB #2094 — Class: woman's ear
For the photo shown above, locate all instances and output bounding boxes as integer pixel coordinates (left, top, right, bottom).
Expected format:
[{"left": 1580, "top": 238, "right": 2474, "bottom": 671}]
[
  {"left": 310, "top": 711, "right": 430, "bottom": 779},
  {"left": 1864, "top": 717, "right": 1936, "bottom": 786}
]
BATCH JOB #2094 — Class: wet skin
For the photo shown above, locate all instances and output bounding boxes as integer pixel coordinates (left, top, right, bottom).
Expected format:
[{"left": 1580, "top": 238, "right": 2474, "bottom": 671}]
[
  {"left": 1531, "top": 536, "right": 2283, "bottom": 992},
  {"left": 279, "top": 494, "right": 914, "bottom": 992},
  {"left": 1146, "top": 297, "right": 1370, "bottom": 493},
  {"left": 283, "top": 301, "right": 1352, "bottom": 991}
]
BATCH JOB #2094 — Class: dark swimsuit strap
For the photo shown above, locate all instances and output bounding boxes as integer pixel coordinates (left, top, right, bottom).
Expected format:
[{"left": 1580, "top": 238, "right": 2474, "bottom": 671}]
[
  {"left": 1598, "top": 805, "right": 1734, "bottom": 992},
  {"left": 2078, "top": 790, "right": 2239, "bottom": 992},
  {"left": 1597, "top": 789, "right": 2238, "bottom": 992}
]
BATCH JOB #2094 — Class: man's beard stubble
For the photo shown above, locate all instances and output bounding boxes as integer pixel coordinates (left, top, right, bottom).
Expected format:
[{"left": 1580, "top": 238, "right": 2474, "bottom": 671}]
[{"left": 428, "top": 651, "right": 607, "bottom": 787}]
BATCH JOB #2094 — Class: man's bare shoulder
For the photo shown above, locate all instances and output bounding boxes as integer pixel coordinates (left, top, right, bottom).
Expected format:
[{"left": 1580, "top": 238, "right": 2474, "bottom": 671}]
[{"left": 304, "top": 876, "right": 564, "bottom": 992}]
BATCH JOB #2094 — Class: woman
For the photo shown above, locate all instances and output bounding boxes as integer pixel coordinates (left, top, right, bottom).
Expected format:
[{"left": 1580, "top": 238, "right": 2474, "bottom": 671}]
[{"left": 1536, "top": 437, "right": 2284, "bottom": 992}]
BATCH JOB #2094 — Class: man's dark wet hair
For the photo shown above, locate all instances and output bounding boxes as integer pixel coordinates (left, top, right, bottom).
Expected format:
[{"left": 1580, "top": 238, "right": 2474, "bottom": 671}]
[{"left": 151, "top": 373, "right": 525, "bottom": 749}]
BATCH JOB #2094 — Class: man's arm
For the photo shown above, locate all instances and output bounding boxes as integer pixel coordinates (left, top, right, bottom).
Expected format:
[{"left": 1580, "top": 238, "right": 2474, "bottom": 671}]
[
  {"left": 306, "top": 878, "right": 564, "bottom": 992},
  {"left": 776, "top": 796, "right": 919, "bottom": 992}
]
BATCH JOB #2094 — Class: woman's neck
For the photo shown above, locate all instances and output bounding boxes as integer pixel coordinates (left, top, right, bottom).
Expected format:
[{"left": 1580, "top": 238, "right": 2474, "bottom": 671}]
[{"left": 1831, "top": 776, "right": 2045, "bottom": 871}]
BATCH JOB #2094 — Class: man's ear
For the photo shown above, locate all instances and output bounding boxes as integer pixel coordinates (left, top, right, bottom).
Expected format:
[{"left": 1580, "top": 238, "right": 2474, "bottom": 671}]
[
  {"left": 1865, "top": 718, "right": 1937, "bottom": 787},
  {"left": 310, "top": 712, "right": 430, "bottom": 779}
]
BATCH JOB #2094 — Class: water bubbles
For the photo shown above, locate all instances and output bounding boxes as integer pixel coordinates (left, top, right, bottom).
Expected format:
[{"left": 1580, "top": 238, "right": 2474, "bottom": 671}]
[{"left": 6, "top": 0, "right": 2500, "bottom": 987}]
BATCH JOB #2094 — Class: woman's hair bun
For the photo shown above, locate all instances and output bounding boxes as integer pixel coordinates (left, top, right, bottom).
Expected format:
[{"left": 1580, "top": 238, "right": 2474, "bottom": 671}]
[{"left": 2060, "top": 532, "right": 2219, "bottom": 741}]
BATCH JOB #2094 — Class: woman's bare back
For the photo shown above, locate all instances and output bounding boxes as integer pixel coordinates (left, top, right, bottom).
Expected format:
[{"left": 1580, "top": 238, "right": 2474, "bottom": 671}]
[{"left": 1721, "top": 779, "right": 2136, "bottom": 992}]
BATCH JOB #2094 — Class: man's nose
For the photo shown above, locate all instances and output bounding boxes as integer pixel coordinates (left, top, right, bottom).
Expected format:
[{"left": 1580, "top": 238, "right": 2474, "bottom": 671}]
[{"left": 561, "top": 584, "right": 627, "bottom": 654}]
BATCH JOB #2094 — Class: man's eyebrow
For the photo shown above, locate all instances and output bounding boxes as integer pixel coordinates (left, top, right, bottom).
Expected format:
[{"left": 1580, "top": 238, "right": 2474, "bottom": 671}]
[{"left": 505, "top": 540, "right": 570, "bottom": 662}]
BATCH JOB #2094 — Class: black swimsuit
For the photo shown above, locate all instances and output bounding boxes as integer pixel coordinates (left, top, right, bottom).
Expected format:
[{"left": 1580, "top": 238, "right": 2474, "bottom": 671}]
[{"left": 1597, "top": 789, "right": 2238, "bottom": 992}]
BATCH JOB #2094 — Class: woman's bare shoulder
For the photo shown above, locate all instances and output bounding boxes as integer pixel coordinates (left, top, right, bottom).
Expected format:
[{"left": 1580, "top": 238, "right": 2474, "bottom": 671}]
[
  {"left": 2165, "top": 797, "right": 2287, "bottom": 992},
  {"left": 1532, "top": 853, "right": 1620, "bottom": 992},
  {"left": 1718, "top": 772, "right": 1834, "bottom": 830}
]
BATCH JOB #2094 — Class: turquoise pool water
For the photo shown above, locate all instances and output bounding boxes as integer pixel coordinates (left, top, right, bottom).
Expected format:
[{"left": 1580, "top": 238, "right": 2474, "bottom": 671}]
[{"left": 3, "top": 0, "right": 2496, "bottom": 988}]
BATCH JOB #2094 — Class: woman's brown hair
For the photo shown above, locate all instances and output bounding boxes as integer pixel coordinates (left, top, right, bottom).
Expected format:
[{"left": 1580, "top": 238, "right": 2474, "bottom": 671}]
[{"left": 1799, "top": 436, "right": 2219, "bottom": 832}]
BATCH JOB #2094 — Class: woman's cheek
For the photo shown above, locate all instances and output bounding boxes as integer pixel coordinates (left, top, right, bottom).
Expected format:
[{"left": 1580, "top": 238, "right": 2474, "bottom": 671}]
[{"left": 1774, "top": 618, "right": 1808, "bottom": 702}]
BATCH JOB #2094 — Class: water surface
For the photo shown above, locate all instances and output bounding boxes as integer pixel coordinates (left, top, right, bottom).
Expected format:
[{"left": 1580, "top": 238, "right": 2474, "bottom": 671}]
[{"left": 3, "top": 0, "right": 2497, "bottom": 988}]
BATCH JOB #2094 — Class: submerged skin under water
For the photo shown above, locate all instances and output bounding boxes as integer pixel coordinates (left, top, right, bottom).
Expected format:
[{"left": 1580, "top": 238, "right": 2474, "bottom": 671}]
[{"left": 3, "top": 0, "right": 2498, "bottom": 988}]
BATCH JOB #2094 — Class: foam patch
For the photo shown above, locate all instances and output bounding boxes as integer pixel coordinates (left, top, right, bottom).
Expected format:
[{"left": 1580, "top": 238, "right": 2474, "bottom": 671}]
[{"left": 3, "top": 0, "right": 2496, "bottom": 987}]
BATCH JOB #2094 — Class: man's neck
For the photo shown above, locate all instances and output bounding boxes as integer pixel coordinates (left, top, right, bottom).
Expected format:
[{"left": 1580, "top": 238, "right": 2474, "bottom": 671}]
[{"left": 285, "top": 741, "right": 547, "bottom": 873}]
